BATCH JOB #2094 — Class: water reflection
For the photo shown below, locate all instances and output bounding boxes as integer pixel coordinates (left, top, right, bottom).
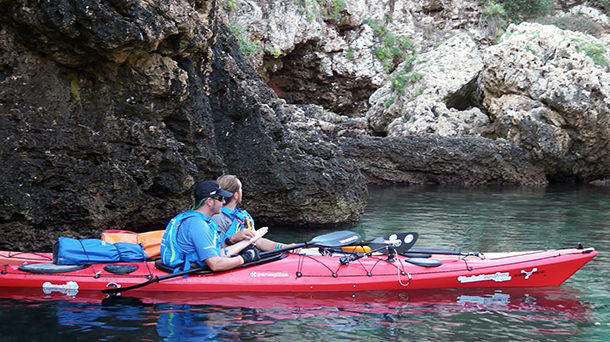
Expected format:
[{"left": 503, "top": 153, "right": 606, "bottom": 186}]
[
  {"left": 0, "top": 286, "right": 595, "bottom": 341},
  {"left": 154, "top": 303, "right": 241, "bottom": 340}
]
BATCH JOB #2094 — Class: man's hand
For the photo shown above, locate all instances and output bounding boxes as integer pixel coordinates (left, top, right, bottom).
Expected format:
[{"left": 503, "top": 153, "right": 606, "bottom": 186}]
[
  {"left": 250, "top": 227, "right": 268, "bottom": 244},
  {"left": 225, "top": 227, "right": 268, "bottom": 257},
  {"left": 229, "top": 228, "right": 256, "bottom": 243}
]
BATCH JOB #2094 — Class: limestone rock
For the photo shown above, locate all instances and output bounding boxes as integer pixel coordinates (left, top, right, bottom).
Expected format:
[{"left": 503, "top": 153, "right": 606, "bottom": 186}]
[
  {"left": 367, "top": 32, "right": 485, "bottom": 135},
  {"left": 481, "top": 22, "right": 610, "bottom": 180},
  {"left": 220, "top": 0, "right": 490, "bottom": 117},
  {"left": 486, "top": 94, "right": 571, "bottom": 163},
  {"left": 567, "top": 5, "right": 610, "bottom": 27},
  {"left": 387, "top": 97, "right": 489, "bottom": 137},
  {"left": 208, "top": 27, "right": 367, "bottom": 226},
  {"left": 340, "top": 135, "right": 546, "bottom": 185}
]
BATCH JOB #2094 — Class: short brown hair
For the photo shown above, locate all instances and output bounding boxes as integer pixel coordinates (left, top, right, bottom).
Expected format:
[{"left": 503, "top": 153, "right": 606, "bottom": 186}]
[{"left": 217, "top": 175, "right": 241, "bottom": 194}]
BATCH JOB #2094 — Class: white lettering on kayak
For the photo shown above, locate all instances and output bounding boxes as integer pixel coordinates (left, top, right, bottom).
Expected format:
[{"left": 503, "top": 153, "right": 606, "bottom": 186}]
[
  {"left": 250, "top": 272, "right": 289, "bottom": 278},
  {"left": 521, "top": 268, "right": 538, "bottom": 279},
  {"left": 457, "top": 272, "right": 511, "bottom": 283}
]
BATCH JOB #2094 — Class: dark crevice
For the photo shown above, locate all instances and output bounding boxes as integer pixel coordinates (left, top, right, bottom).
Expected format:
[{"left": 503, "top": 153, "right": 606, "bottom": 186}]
[
  {"left": 445, "top": 77, "right": 484, "bottom": 111},
  {"left": 546, "top": 173, "right": 586, "bottom": 184},
  {"left": 0, "top": 64, "right": 13, "bottom": 82},
  {"left": 264, "top": 41, "right": 376, "bottom": 117}
]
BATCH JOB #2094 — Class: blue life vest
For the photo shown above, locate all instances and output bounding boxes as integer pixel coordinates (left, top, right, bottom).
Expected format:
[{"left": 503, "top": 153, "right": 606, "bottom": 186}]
[
  {"left": 221, "top": 206, "right": 255, "bottom": 241},
  {"left": 160, "top": 211, "right": 221, "bottom": 272}
]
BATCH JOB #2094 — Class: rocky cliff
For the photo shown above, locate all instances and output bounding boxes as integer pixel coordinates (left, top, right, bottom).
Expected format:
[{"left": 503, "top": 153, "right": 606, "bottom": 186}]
[
  {"left": 0, "top": 0, "right": 365, "bottom": 250},
  {"left": 221, "top": 0, "right": 609, "bottom": 183},
  {"left": 1, "top": 0, "right": 609, "bottom": 251}
]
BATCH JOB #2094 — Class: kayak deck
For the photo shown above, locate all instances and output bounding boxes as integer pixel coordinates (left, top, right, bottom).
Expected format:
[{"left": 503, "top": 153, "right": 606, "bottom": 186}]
[{"left": 0, "top": 247, "right": 597, "bottom": 293}]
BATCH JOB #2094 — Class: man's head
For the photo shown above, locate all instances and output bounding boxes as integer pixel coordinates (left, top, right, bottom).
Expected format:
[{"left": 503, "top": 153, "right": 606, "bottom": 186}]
[
  {"left": 216, "top": 175, "right": 242, "bottom": 204},
  {"left": 193, "top": 180, "right": 232, "bottom": 213}
]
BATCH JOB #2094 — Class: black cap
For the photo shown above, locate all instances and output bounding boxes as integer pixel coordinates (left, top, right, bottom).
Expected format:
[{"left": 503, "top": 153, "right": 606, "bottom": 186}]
[{"left": 194, "top": 180, "right": 232, "bottom": 204}]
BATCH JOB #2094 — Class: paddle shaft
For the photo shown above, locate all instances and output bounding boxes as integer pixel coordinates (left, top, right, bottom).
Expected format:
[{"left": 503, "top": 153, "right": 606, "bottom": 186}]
[
  {"left": 260, "top": 230, "right": 361, "bottom": 258},
  {"left": 259, "top": 241, "right": 309, "bottom": 258},
  {"left": 102, "top": 253, "right": 284, "bottom": 294}
]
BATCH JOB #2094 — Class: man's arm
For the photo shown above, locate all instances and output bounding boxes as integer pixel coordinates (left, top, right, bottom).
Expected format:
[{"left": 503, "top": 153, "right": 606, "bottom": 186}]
[
  {"left": 204, "top": 255, "right": 245, "bottom": 272},
  {"left": 251, "top": 237, "right": 300, "bottom": 253},
  {"left": 207, "top": 229, "right": 267, "bottom": 271},
  {"left": 250, "top": 237, "right": 279, "bottom": 251},
  {"left": 225, "top": 227, "right": 268, "bottom": 256}
]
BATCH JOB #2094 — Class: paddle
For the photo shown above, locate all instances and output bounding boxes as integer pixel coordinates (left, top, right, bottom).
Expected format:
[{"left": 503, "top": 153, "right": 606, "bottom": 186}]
[
  {"left": 355, "top": 233, "right": 480, "bottom": 257},
  {"left": 259, "top": 230, "right": 361, "bottom": 258},
  {"left": 102, "top": 230, "right": 361, "bottom": 295},
  {"left": 335, "top": 233, "right": 481, "bottom": 258},
  {"left": 331, "top": 232, "right": 419, "bottom": 255}
]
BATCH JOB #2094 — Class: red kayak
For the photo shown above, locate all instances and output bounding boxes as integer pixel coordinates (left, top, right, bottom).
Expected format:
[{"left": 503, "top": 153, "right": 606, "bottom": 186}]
[{"left": 0, "top": 246, "right": 597, "bottom": 294}]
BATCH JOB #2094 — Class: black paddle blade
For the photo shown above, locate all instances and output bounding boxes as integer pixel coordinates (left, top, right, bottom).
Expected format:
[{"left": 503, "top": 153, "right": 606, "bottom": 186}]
[
  {"left": 308, "top": 230, "right": 361, "bottom": 247},
  {"left": 369, "top": 232, "right": 418, "bottom": 254}
]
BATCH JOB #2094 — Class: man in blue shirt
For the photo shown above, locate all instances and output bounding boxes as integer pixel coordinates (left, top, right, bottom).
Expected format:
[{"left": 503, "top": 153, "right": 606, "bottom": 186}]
[{"left": 161, "top": 180, "right": 267, "bottom": 272}]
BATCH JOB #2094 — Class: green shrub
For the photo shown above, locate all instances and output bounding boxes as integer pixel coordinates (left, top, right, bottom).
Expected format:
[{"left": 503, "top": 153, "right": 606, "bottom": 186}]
[
  {"left": 479, "top": 0, "right": 553, "bottom": 21},
  {"left": 388, "top": 56, "right": 422, "bottom": 94},
  {"left": 299, "top": 0, "right": 318, "bottom": 22},
  {"left": 363, "top": 18, "right": 388, "bottom": 36},
  {"left": 270, "top": 46, "right": 282, "bottom": 58},
  {"left": 501, "top": 0, "right": 552, "bottom": 19},
  {"left": 222, "top": 0, "right": 237, "bottom": 10},
  {"left": 480, "top": 0, "right": 552, "bottom": 42},
  {"left": 315, "top": 0, "right": 347, "bottom": 22},
  {"left": 228, "top": 22, "right": 263, "bottom": 57},
  {"left": 482, "top": 2, "right": 506, "bottom": 17},
  {"left": 345, "top": 48, "right": 355, "bottom": 60},
  {"left": 384, "top": 97, "right": 395, "bottom": 108},
  {"left": 390, "top": 73, "right": 409, "bottom": 94},
  {"left": 364, "top": 19, "right": 416, "bottom": 72},
  {"left": 579, "top": 42, "right": 609, "bottom": 67}
]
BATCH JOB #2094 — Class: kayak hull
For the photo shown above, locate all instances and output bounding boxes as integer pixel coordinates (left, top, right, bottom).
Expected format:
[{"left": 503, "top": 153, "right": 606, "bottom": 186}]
[{"left": 0, "top": 248, "right": 596, "bottom": 293}]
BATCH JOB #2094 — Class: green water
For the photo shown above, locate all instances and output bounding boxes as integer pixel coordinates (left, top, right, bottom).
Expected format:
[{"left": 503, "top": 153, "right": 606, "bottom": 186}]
[{"left": 0, "top": 184, "right": 608, "bottom": 341}]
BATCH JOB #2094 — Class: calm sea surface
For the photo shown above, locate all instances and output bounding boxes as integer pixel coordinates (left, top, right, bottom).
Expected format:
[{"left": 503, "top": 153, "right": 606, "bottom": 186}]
[{"left": 0, "top": 184, "right": 608, "bottom": 341}]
